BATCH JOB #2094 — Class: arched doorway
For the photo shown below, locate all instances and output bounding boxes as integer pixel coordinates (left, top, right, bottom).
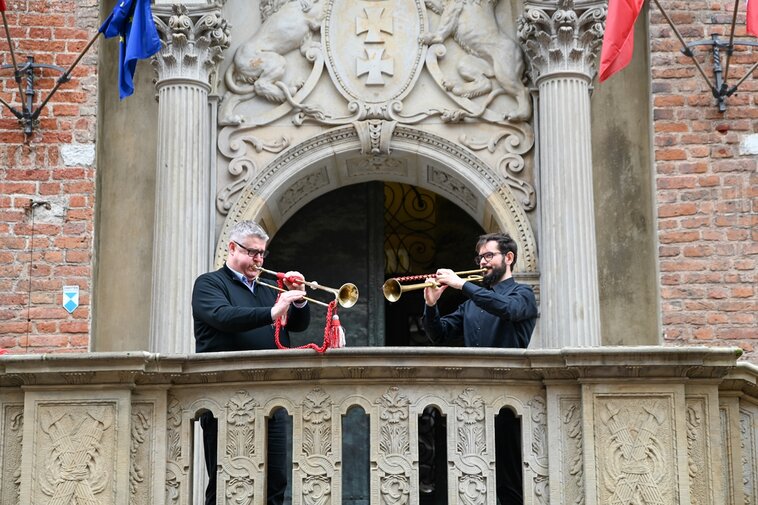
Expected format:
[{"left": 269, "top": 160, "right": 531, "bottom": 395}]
[{"left": 266, "top": 181, "right": 485, "bottom": 347}]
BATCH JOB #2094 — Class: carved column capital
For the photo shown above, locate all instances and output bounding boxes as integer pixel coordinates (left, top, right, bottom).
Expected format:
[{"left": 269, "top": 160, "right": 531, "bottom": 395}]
[
  {"left": 518, "top": 0, "right": 606, "bottom": 84},
  {"left": 152, "top": 2, "right": 231, "bottom": 89}
]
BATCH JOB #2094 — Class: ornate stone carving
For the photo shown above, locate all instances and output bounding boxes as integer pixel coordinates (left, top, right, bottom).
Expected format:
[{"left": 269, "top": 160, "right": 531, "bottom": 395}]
[
  {"left": 686, "top": 399, "right": 708, "bottom": 505},
  {"left": 278, "top": 169, "right": 330, "bottom": 216},
  {"left": 354, "top": 120, "right": 396, "bottom": 156},
  {"left": 152, "top": 3, "right": 231, "bottom": 86},
  {"left": 222, "top": 391, "right": 259, "bottom": 504},
  {"left": 300, "top": 388, "right": 334, "bottom": 505},
  {"left": 324, "top": 0, "right": 426, "bottom": 104},
  {"left": 1, "top": 405, "right": 23, "bottom": 505},
  {"left": 165, "top": 394, "right": 183, "bottom": 504},
  {"left": 427, "top": 165, "right": 478, "bottom": 213},
  {"left": 219, "top": 0, "right": 325, "bottom": 125},
  {"left": 451, "top": 388, "right": 488, "bottom": 505},
  {"left": 422, "top": 0, "right": 531, "bottom": 121},
  {"left": 61, "top": 371, "right": 95, "bottom": 384},
  {"left": 598, "top": 400, "right": 673, "bottom": 504},
  {"left": 130, "top": 404, "right": 153, "bottom": 505},
  {"left": 561, "top": 398, "right": 584, "bottom": 505},
  {"left": 517, "top": 0, "right": 606, "bottom": 83},
  {"left": 529, "top": 395, "right": 549, "bottom": 505},
  {"left": 740, "top": 408, "right": 756, "bottom": 505},
  {"left": 377, "top": 387, "right": 411, "bottom": 505},
  {"left": 218, "top": 125, "right": 539, "bottom": 274},
  {"left": 38, "top": 405, "right": 115, "bottom": 503},
  {"left": 459, "top": 126, "right": 536, "bottom": 210},
  {"left": 346, "top": 155, "right": 407, "bottom": 179}
]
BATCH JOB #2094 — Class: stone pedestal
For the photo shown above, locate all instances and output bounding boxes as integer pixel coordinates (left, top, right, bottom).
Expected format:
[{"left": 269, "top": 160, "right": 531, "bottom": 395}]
[
  {"left": 149, "top": 4, "right": 230, "bottom": 353},
  {"left": 519, "top": 0, "right": 606, "bottom": 347}
]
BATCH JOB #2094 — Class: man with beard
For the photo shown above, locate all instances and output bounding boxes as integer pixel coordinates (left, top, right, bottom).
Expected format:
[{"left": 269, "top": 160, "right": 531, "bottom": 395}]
[
  {"left": 421, "top": 231, "right": 538, "bottom": 505},
  {"left": 192, "top": 220, "right": 310, "bottom": 505}
]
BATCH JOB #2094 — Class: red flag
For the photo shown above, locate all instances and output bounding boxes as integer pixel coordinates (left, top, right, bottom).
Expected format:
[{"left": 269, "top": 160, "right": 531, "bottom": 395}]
[
  {"left": 748, "top": 0, "right": 758, "bottom": 36},
  {"left": 0, "top": 0, "right": 6, "bottom": 12},
  {"left": 599, "top": 0, "right": 646, "bottom": 82}
]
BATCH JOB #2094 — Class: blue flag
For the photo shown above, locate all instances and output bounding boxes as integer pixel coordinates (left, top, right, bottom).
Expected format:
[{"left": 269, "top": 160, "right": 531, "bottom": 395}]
[{"left": 100, "top": 0, "right": 161, "bottom": 99}]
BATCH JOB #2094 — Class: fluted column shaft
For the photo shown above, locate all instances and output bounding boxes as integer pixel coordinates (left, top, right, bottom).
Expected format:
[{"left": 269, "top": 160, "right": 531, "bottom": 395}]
[
  {"left": 149, "top": 4, "right": 230, "bottom": 353},
  {"left": 519, "top": 0, "right": 606, "bottom": 347}
]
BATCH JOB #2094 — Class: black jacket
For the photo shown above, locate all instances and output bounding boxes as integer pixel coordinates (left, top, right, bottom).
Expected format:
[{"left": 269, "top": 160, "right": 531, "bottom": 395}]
[
  {"left": 192, "top": 265, "right": 311, "bottom": 352},
  {"left": 422, "top": 277, "right": 538, "bottom": 348}
]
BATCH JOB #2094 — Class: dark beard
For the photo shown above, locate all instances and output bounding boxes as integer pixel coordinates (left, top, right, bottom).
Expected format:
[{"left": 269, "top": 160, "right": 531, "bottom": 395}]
[{"left": 482, "top": 264, "right": 506, "bottom": 288}]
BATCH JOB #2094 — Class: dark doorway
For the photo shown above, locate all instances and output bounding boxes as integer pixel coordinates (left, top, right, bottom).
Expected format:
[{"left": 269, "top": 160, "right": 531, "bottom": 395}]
[{"left": 269, "top": 181, "right": 484, "bottom": 347}]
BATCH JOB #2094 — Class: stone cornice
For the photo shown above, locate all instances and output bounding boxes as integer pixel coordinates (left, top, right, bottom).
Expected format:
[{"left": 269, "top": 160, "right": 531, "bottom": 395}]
[
  {"left": 0, "top": 347, "right": 749, "bottom": 387},
  {"left": 517, "top": 0, "right": 607, "bottom": 85}
]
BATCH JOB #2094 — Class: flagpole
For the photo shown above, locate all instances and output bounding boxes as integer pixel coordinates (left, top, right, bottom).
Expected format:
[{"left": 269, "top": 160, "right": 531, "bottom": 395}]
[
  {"left": 31, "top": 31, "right": 102, "bottom": 120},
  {"left": 652, "top": 0, "right": 719, "bottom": 94},
  {"left": 0, "top": 9, "right": 27, "bottom": 111},
  {"left": 722, "top": 0, "right": 741, "bottom": 83}
]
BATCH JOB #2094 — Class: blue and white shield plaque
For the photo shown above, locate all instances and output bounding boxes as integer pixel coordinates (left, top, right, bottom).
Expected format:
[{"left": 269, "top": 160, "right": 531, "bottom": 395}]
[{"left": 63, "top": 285, "right": 79, "bottom": 314}]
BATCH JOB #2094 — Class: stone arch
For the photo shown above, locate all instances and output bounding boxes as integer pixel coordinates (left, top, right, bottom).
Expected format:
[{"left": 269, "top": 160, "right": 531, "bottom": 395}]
[{"left": 216, "top": 124, "right": 538, "bottom": 276}]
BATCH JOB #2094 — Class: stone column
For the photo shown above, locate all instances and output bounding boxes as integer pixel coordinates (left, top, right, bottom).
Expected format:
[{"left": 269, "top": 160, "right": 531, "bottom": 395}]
[
  {"left": 150, "top": 4, "right": 230, "bottom": 353},
  {"left": 519, "top": 0, "right": 606, "bottom": 347}
]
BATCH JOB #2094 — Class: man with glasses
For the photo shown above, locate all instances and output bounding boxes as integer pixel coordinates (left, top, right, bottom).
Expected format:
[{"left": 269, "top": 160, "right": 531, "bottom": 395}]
[
  {"left": 421, "top": 231, "right": 538, "bottom": 505},
  {"left": 192, "top": 220, "right": 311, "bottom": 505}
]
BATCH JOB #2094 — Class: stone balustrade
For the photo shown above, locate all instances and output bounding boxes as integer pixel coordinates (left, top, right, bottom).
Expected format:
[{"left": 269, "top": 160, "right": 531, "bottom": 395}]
[{"left": 1, "top": 347, "right": 756, "bottom": 505}]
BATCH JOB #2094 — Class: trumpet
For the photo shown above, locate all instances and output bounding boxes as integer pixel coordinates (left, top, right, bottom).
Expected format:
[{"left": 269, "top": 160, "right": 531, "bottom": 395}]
[
  {"left": 382, "top": 268, "right": 486, "bottom": 302},
  {"left": 255, "top": 266, "right": 359, "bottom": 308}
]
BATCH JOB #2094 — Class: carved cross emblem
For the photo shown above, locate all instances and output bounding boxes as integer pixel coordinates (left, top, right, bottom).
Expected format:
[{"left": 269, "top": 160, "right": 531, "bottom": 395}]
[
  {"left": 356, "top": 7, "right": 394, "bottom": 43},
  {"left": 357, "top": 48, "right": 394, "bottom": 85}
]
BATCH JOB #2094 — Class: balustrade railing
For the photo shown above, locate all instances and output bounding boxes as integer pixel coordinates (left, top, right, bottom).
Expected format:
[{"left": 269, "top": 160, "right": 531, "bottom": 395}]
[{"left": 1, "top": 346, "right": 756, "bottom": 505}]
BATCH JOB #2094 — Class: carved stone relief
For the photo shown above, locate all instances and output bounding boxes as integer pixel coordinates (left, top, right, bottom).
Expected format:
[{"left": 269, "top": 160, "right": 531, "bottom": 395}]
[
  {"left": 377, "top": 387, "right": 412, "bottom": 505},
  {"left": 1, "top": 404, "right": 23, "bottom": 505},
  {"left": 686, "top": 398, "right": 711, "bottom": 505},
  {"left": 36, "top": 403, "right": 116, "bottom": 504},
  {"left": 596, "top": 397, "right": 676, "bottom": 504},
  {"left": 298, "top": 388, "right": 335, "bottom": 505},
  {"left": 451, "top": 388, "right": 489, "bottom": 505},
  {"left": 215, "top": 0, "right": 537, "bottom": 237},
  {"left": 740, "top": 407, "right": 756, "bottom": 505},
  {"left": 130, "top": 403, "right": 154, "bottom": 505},
  {"left": 560, "top": 397, "right": 584, "bottom": 505},
  {"left": 528, "top": 395, "right": 549, "bottom": 505},
  {"left": 165, "top": 394, "right": 184, "bottom": 504},
  {"left": 221, "top": 391, "right": 260, "bottom": 504}
]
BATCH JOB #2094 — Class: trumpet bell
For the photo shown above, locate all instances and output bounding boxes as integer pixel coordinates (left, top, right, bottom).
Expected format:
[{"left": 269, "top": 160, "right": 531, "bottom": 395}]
[
  {"left": 382, "top": 279, "right": 403, "bottom": 303},
  {"left": 337, "top": 283, "right": 360, "bottom": 308}
]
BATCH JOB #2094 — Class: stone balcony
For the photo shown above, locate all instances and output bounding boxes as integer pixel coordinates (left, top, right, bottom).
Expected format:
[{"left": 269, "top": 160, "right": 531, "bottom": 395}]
[{"left": 1, "top": 346, "right": 756, "bottom": 504}]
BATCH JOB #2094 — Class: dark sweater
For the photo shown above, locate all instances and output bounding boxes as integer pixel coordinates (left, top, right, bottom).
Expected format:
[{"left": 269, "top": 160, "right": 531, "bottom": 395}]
[
  {"left": 192, "top": 265, "right": 310, "bottom": 352},
  {"left": 422, "top": 277, "right": 538, "bottom": 348}
]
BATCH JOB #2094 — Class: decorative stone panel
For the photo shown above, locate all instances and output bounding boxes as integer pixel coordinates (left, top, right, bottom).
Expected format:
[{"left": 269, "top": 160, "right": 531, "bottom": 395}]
[{"left": 19, "top": 389, "right": 132, "bottom": 505}]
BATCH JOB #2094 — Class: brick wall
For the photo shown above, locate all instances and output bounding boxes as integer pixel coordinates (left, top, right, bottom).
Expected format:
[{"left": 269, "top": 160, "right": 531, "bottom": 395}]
[
  {"left": 652, "top": 1, "right": 757, "bottom": 360},
  {"left": 0, "top": 0, "right": 99, "bottom": 352}
]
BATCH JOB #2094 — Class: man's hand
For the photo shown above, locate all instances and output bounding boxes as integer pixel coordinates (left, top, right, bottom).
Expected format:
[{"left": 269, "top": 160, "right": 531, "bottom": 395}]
[
  {"left": 271, "top": 289, "right": 307, "bottom": 321},
  {"left": 283, "top": 270, "right": 306, "bottom": 291},
  {"left": 433, "top": 268, "right": 466, "bottom": 290}
]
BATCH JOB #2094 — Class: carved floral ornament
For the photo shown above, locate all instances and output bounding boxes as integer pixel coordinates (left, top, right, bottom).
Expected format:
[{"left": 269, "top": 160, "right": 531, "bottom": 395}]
[{"left": 211, "top": 0, "right": 544, "bottom": 221}]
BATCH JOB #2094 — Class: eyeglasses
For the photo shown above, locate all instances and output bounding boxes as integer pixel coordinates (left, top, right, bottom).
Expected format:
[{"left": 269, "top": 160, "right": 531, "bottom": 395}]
[
  {"left": 233, "top": 241, "right": 269, "bottom": 258},
  {"left": 474, "top": 252, "right": 503, "bottom": 265}
]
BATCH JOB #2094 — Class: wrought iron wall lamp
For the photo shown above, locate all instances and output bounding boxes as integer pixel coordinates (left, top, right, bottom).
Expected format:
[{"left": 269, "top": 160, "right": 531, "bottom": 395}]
[
  {"left": 653, "top": 0, "right": 758, "bottom": 112},
  {"left": 1, "top": 7, "right": 98, "bottom": 136}
]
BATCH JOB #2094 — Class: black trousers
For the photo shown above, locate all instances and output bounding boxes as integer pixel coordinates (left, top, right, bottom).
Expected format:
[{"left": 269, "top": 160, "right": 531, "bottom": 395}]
[{"left": 200, "top": 410, "right": 288, "bottom": 505}]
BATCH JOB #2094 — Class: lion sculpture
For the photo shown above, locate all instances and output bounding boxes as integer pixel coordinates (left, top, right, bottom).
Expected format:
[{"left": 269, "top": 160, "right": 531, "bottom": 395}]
[
  {"left": 219, "top": 0, "right": 324, "bottom": 125},
  {"left": 421, "top": 0, "right": 531, "bottom": 121}
]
